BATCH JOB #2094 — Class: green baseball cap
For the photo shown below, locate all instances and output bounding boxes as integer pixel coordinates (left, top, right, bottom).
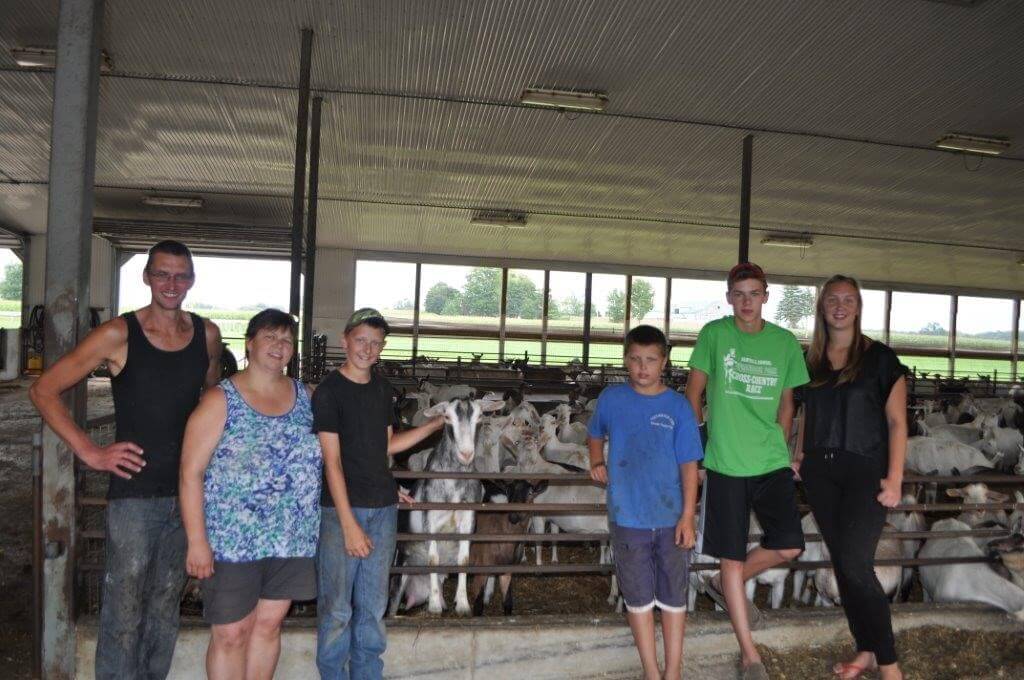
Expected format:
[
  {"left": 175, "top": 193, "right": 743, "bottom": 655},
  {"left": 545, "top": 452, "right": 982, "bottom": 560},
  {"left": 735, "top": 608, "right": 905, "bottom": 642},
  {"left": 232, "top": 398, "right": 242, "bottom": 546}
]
[{"left": 344, "top": 307, "right": 391, "bottom": 334}]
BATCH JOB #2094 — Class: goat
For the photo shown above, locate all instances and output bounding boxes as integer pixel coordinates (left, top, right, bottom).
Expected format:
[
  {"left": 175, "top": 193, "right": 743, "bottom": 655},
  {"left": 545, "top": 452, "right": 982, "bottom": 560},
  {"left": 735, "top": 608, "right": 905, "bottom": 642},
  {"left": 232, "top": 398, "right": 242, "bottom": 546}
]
[
  {"left": 468, "top": 479, "right": 548, "bottom": 616},
  {"left": 946, "top": 483, "right": 1010, "bottom": 528},
  {"left": 989, "top": 533, "right": 1024, "bottom": 591},
  {"left": 889, "top": 488, "right": 927, "bottom": 601},
  {"left": 551, "top": 403, "right": 589, "bottom": 445},
  {"left": 392, "top": 397, "right": 504, "bottom": 616},
  {"left": 745, "top": 514, "right": 789, "bottom": 609},
  {"left": 920, "top": 422, "right": 984, "bottom": 445},
  {"left": 904, "top": 436, "right": 998, "bottom": 476},
  {"left": 919, "top": 518, "right": 1024, "bottom": 620}
]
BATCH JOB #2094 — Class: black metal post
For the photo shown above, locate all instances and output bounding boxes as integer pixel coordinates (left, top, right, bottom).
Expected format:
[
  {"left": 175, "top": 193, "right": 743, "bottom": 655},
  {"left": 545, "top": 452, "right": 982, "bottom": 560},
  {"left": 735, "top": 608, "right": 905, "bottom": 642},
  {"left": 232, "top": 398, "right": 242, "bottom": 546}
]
[
  {"left": 412, "top": 262, "right": 422, "bottom": 363},
  {"left": 1012, "top": 298, "right": 1020, "bottom": 382},
  {"left": 301, "top": 96, "right": 322, "bottom": 378},
  {"left": 582, "top": 272, "right": 593, "bottom": 366},
  {"left": 738, "top": 134, "right": 753, "bottom": 264},
  {"left": 40, "top": 0, "right": 105, "bottom": 675},
  {"left": 498, "top": 268, "right": 508, "bottom": 362},
  {"left": 288, "top": 28, "right": 313, "bottom": 376},
  {"left": 541, "top": 270, "right": 550, "bottom": 365}
]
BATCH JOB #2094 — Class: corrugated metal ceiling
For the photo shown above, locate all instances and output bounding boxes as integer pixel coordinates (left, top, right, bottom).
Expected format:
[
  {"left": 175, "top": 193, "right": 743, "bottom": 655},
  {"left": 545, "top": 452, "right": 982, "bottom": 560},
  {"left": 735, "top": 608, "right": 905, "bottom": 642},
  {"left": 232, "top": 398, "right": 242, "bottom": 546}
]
[{"left": 0, "top": 0, "right": 1022, "bottom": 291}]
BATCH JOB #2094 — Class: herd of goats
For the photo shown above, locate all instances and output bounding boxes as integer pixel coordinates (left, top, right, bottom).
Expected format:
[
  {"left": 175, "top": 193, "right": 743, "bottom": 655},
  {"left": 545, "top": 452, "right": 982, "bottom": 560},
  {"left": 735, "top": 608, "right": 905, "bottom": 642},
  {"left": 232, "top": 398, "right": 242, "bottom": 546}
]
[{"left": 381, "top": 379, "right": 1024, "bottom": 621}]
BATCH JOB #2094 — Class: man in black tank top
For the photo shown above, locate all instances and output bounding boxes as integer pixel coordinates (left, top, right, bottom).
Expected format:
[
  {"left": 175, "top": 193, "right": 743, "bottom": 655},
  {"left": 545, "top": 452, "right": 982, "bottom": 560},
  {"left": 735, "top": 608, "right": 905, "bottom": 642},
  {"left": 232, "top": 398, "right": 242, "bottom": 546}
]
[{"left": 31, "top": 240, "right": 222, "bottom": 680}]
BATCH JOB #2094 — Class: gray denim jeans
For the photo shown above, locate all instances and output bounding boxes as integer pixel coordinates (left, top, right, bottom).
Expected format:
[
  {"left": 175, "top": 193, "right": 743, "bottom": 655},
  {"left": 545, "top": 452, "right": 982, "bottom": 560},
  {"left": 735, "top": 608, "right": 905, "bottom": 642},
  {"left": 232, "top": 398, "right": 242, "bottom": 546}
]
[{"left": 95, "top": 497, "right": 188, "bottom": 680}]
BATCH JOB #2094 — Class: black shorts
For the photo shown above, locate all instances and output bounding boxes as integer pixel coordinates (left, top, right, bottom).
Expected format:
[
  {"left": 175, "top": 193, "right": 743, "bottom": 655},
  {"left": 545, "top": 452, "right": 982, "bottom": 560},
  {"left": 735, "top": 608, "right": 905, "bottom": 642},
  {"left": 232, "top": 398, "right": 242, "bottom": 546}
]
[
  {"left": 696, "top": 467, "right": 804, "bottom": 562},
  {"left": 200, "top": 557, "right": 316, "bottom": 625}
]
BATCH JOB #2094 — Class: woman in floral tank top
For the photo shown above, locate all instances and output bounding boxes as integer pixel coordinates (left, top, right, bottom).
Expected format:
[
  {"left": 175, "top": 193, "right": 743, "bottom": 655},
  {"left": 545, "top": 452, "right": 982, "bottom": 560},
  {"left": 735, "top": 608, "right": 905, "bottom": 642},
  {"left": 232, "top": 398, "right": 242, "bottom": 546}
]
[{"left": 180, "top": 309, "right": 321, "bottom": 680}]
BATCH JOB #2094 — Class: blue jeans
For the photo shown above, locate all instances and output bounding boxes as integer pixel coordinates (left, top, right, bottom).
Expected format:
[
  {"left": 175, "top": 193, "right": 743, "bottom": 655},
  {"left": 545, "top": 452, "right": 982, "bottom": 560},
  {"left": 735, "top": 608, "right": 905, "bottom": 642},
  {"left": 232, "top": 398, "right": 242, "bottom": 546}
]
[
  {"left": 95, "top": 497, "right": 188, "bottom": 680},
  {"left": 316, "top": 505, "right": 398, "bottom": 680}
]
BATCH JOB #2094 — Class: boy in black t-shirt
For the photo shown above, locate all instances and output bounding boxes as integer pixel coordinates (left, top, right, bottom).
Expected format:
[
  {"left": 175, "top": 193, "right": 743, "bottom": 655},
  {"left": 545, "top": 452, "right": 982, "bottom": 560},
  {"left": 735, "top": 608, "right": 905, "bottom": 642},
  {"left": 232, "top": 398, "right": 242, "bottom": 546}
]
[{"left": 313, "top": 308, "right": 441, "bottom": 679}]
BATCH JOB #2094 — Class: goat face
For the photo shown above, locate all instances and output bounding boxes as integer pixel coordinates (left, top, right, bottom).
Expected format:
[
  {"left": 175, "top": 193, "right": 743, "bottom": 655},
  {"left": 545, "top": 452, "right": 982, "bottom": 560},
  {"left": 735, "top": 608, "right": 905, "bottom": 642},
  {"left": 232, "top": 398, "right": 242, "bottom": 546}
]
[{"left": 424, "top": 397, "right": 504, "bottom": 466}]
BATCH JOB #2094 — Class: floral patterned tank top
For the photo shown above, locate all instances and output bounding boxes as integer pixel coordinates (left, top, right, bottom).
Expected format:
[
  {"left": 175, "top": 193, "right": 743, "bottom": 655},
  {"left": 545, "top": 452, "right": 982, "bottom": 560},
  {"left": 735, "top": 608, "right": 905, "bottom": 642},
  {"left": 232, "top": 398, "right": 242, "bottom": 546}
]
[{"left": 204, "top": 378, "right": 322, "bottom": 562}]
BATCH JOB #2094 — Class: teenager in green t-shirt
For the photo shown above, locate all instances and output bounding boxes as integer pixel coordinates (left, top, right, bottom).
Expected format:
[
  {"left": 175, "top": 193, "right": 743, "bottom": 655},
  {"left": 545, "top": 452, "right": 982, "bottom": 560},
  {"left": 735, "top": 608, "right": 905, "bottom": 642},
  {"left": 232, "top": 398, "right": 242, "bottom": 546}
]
[{"left": 684, "top": 262, "right": 809, "bottom": 680}]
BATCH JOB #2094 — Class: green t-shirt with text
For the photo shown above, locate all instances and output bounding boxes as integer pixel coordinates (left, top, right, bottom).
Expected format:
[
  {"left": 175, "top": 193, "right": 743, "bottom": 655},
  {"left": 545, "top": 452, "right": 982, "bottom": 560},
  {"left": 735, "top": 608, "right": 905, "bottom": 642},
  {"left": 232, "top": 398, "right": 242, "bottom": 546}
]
[{"left": 689, "top": 316, "right": 809, "bottom": 477}]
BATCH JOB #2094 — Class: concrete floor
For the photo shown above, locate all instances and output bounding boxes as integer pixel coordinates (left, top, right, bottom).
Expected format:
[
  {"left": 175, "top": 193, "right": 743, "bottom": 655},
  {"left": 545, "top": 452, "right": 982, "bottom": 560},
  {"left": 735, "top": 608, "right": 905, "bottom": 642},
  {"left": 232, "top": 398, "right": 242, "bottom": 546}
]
[{"left": 73, "top": 604, "right": 1020, "bottom": 680}]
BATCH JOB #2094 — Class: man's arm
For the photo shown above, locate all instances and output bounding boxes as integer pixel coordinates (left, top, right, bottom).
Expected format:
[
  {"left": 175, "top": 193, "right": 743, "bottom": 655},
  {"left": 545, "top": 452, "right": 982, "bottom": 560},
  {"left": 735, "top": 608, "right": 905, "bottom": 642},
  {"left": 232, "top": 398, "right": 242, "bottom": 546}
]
[
  {"left": 684, "top": 368, "right": 708, "bottom": 425},
  {"left": 179, "top": 387, "right": 227, "bottom": 578},
  {"left": 203, "top": 320, "right": 223, "bottom": 389},
  {"left": 777, "top": 387, "right": 796, "bottom": 442},
  {"left": 386, "top": 418, "right": 443, "bottom": 455},
  {"left": 29, "top": 318, "right": 145, "bottom": 478},
  {"left": 320, "top": 432, "right": 373, "bottom": 558}
]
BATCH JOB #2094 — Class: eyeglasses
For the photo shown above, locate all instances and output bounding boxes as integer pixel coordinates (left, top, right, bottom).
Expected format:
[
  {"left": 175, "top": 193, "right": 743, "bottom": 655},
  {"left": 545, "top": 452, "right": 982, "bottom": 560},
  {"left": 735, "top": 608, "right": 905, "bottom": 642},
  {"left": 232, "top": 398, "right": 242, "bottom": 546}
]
[{"left": 148, "top": 270, "right": 194, "bottom": 284}]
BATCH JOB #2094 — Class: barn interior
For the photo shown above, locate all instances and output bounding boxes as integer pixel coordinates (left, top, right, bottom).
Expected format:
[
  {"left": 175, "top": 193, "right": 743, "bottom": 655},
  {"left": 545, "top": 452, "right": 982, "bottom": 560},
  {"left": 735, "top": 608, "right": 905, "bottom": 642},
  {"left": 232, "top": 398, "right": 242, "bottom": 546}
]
[{"left": 2, "top": 1, "right": 1024, "bottom": 678}]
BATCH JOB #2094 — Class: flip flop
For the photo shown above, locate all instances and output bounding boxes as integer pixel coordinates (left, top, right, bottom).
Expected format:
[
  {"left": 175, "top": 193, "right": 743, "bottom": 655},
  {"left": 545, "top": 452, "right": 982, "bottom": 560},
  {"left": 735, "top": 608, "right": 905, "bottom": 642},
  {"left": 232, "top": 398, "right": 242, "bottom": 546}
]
[
  {"left": 704, "top": 575, "right": 763, "bottom": 630},
  {"left": 741, "top": 661, "right": 770, "bottom": 680},
  {"left": 832, "top": 661, "right": 875, "bottom": 679}
]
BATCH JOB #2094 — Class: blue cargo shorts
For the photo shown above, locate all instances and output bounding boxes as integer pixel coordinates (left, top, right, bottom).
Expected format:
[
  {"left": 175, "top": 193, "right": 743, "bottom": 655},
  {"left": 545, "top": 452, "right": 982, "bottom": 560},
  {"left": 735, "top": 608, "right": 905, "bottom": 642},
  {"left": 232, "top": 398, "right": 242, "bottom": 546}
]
[{"left": 610, "top": 523, "right": 691, "bottom": 613}]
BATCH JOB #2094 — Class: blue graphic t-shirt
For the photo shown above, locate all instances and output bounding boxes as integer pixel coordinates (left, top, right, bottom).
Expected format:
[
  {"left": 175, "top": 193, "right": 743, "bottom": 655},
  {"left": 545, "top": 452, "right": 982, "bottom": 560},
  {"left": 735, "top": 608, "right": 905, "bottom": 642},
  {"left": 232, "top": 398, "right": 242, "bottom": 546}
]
[{"left": 588, "top": 383, "right": 704, "bottom": 529}]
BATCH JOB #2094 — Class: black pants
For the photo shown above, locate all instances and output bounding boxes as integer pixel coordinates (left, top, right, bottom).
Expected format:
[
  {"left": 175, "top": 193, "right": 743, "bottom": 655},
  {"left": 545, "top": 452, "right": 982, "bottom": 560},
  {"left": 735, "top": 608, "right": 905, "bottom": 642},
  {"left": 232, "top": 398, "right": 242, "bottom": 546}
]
[{"left": 801, "top": 451, "right": 897, "bottom": 666}]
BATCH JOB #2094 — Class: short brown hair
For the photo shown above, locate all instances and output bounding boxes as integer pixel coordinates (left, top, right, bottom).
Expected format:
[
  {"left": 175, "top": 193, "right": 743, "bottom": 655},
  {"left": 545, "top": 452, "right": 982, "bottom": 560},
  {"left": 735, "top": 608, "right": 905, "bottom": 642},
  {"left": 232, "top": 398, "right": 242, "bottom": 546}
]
[
  {"left": 727, "top": 262, "right": 767, "bottom": 291},
  {"left": 625, "top": 325, "right": 668, "bottom": 357}
]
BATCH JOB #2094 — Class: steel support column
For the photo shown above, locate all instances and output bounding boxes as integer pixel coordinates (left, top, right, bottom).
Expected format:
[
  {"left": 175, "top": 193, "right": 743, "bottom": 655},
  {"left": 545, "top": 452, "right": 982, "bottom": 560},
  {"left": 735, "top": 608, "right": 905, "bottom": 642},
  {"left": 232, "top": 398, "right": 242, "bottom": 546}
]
[
  {"left": 540, "top": 270, "right": 550, "bottom": 365},
  {"left": 288, "top": 28, "right": 313, "bottom": 376},
  {"left": 582, "top": 273, "right": 593, "bottom": 366},
  {"left": 498, "top": 268, "right": 508, "bottom": 362},
  {"left": 40, "top": 0, "right": 105, "bottom": 676},
  {"left": 301, "top": 96, "right": 323, "bottom": 376},
  {"left": 1012, "top": 298, "right": 1020, "bottom": 382},
  {"left": 738, "top": 135, "right": 753, "bottom": 264}
]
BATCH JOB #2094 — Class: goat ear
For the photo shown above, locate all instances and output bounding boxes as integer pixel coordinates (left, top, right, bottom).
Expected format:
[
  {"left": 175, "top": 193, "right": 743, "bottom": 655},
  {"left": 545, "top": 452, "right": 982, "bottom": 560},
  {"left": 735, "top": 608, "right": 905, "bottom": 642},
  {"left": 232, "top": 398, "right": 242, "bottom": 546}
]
[
  {"left": 946, "top": 488, "right": 965, "bottom": 498},
  {"left": 987, "top": 490, "right": 1010, "bottom": 502},
  {"left": 477, "top": 398, "right": 506, "bottom": 413},
  {"left": 421, "top": 401, "right": 450, "bottom": 419}
]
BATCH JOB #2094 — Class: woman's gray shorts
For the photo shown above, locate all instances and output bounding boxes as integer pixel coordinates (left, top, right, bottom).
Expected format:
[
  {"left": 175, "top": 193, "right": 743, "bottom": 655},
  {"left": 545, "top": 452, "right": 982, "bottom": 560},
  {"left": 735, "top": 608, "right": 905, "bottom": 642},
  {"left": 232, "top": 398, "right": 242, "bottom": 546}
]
[
  {"left": 200, "top": 556, "right": 316, "bottom": 625},
  {"left": 610, "top": 524, "right": 691, "bottom": 613}
]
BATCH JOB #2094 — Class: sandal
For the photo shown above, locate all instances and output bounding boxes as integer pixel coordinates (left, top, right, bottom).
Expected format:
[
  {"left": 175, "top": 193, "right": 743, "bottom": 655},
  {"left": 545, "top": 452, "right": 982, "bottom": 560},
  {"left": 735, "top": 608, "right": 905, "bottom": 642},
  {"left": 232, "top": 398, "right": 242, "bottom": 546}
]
[
  {"left": 832, "top": 661, "right": 876, "bottom": 679},
  {"left": 705, "top": 575, "right": 762, "bottom": 630}
]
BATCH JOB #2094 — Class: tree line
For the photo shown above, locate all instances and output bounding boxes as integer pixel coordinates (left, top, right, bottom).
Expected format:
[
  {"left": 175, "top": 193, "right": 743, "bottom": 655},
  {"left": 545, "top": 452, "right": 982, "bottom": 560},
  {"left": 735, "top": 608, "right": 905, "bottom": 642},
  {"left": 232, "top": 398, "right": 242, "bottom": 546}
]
[{"left": 421, "top": 267, "right": 656, "bottom": 322}]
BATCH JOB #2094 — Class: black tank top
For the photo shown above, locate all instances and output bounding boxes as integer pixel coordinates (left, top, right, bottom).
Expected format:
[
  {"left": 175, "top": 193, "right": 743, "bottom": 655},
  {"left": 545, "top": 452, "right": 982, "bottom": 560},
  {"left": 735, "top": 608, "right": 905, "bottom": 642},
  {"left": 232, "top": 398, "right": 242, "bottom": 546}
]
[{"left": 108, "top": 311, "right": 208, "bottom": 499}]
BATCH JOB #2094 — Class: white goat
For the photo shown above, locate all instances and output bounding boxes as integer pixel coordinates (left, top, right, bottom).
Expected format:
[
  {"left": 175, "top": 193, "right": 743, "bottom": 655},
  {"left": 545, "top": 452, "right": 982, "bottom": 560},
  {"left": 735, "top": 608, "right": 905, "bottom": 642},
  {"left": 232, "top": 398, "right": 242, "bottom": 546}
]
[
  {"left": 393, "top": 397, "right": 503, "bottom": 616},
  {"left": 904, "top": 436, "right": 998, "bottom": 476},
  {"left": 919, "top": 518, "right": 1024, "bottom": 620},
  {"left": 946, "top": 483, "right": 1010, "bottom": 529}
]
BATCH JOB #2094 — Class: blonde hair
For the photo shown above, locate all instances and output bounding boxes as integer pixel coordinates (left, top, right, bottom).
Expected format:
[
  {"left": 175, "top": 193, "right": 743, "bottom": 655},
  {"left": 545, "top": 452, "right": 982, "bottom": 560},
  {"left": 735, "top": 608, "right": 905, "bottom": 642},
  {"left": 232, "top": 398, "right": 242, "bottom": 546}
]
[{"left": 807, "top": 275, "right": 870, "bottom": 387}]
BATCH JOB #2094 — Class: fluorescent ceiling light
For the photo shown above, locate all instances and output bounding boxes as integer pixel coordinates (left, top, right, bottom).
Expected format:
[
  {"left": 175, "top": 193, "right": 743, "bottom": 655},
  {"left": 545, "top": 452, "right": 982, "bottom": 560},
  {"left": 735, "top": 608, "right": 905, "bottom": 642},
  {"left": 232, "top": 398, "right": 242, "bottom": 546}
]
[
  {"left": 142, "top": 195, "right": 204, "bottom": 209},
  {"left": 761, "top": 234, "right": 813, "bottom": 249},
  {"left": 935, "top": 133, "right": 1010, "bottom": 156},
  {"left": 520, "top": 88, "right": 607, "bottom": 112},
  {"left": 10, "top": 46, "right": 113, "bottom": 72},
  {"left": 470, "top": 211, "right": 528, "bottom": 230}
]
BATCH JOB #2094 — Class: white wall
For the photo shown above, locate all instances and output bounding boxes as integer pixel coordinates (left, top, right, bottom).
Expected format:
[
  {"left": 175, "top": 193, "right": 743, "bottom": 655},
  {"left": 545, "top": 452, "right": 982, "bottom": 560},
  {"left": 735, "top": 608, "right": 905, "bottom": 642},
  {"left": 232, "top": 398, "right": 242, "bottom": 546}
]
[
  {"left": 21, "top": 235, "right": 117, "bottom": 325},
  {"left": 311, "top": 247, "right": 356, "bottom": 343}
]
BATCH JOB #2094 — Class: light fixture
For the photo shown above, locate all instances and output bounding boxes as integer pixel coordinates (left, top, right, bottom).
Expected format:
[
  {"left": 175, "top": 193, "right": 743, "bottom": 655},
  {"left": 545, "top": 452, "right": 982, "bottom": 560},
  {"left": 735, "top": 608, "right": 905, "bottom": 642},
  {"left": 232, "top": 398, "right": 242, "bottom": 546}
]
[
  {"left": 470, "top": 211, "right": 528, "bottom": 230},
  {"left": 761, "top": 234, "right": 813, "bottom": 249},
  {"left": 935, "top": 133, "right": 1010, "bottom": 156},
  {"left": 10, "top": 46, "right": 113, "bottom": 72},
  {"left": 519, "top": 88, "right": 607, "bottom": 112},
  {"left": 142, "top": 195, "right": 204, "bottom": 209}
]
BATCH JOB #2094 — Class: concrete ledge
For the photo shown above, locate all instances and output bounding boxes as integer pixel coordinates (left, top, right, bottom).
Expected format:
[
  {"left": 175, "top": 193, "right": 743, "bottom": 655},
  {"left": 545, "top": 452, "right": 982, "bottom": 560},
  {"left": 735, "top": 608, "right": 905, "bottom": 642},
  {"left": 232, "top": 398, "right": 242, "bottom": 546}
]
[{"left": 75, "top": 604, "right": 1022, "bottom": 679}]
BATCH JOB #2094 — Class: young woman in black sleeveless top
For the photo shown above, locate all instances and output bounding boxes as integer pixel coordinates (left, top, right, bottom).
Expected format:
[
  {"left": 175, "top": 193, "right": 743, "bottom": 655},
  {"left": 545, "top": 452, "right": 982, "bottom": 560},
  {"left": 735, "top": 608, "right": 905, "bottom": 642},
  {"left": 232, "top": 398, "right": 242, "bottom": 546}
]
[{"left": 794, "top": 275, "right": 907, "bottom": 680}]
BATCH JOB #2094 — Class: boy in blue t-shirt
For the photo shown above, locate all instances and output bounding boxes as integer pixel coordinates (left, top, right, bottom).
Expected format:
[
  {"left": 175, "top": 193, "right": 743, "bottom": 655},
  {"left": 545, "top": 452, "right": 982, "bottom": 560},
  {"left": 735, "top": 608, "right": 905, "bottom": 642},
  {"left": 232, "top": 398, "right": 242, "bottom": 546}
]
[{"left": 588, "top": 325, "right": 703, "bottom": 680}]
